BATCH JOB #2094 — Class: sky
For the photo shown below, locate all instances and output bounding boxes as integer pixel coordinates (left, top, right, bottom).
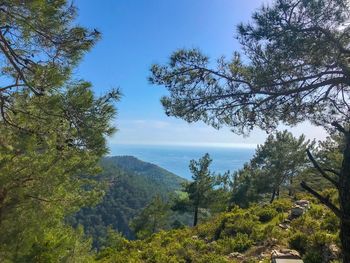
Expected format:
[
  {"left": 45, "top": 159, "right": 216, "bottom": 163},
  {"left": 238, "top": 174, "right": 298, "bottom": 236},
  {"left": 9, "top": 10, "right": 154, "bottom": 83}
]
[{"left": 74, "top": 0, "right": 328, "bottom": 148}]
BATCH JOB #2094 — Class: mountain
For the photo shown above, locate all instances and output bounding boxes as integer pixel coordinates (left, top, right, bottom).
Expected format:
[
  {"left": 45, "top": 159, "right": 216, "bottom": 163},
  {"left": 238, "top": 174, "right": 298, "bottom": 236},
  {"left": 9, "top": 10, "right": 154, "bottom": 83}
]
[
  {"left": 105, "top": 155, "right": 186, "bottom": 192},
  {"left": 68, "top": 156, "right": 186, "bottom": 247}
]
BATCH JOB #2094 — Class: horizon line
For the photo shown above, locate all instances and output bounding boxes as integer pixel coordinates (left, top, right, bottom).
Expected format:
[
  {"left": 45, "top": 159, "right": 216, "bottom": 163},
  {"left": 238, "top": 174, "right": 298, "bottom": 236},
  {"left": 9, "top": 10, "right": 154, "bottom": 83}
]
[{"left": 109, "top": 141, "right": 257, "bottom": 149}]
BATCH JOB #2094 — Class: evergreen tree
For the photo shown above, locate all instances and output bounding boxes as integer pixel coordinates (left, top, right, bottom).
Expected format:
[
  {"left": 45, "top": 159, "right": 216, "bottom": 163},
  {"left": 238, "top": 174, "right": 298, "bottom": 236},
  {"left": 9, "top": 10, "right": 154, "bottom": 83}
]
[
  {"left": 230, "top": 164, "right": 262, "bottom": 208},
  {"left": 173, "top": 154, "right": 216, "bottom": 226},
  {"left": 231, "top": 131, "right": 310, "bottom": 206},
  {"left": 251, "top": 131, "right": 311, "bottom": 202},
  {"left": 130, "top": 195, "right": 170, "bottom": 239},
  {"left": 0, "top": 1, "right": 119, "bottom": 260}
]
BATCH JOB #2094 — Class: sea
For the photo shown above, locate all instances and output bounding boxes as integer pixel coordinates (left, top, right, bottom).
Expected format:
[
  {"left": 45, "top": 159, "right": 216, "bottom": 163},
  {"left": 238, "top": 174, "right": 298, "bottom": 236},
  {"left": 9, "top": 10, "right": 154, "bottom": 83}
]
[{"left": 109, "top": 144, "right": 255, "bottom": 180}]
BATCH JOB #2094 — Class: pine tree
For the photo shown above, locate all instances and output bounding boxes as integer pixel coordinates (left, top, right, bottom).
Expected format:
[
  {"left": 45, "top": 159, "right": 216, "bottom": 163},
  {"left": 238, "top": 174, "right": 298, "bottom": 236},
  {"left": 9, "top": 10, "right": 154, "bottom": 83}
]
[{"left": 0, "top": 1, "right": 119, "bottom": 260}]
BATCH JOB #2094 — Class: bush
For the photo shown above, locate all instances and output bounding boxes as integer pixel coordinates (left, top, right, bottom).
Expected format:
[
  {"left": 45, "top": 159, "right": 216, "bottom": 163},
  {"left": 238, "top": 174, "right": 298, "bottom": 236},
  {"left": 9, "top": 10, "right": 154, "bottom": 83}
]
[
  {"left": 303, "top": 251, "right": 323, "bottom": 263},
  {"left": 289, "top": 232, "right": 308, "bottom": 255},
  {"left": 231, "top": 233, "right": 253, "bottom": 252},
  {"left": 320, "top": 211, "right": 339, "bottom": 233},
  {"left": 308, "top": 205, "right": 324, "bottom": 219},
  {"left": 271, "top": 199, "right": 292, "bottom": 213},
  {"left": 256, "top": 207, "right": 278, "bottom": 223},
  {"left": 218, "top": 233, "right": 253, "bottom": 253},
  {"left": 223, "top": 211, "right": 258, "bottom": 237}
]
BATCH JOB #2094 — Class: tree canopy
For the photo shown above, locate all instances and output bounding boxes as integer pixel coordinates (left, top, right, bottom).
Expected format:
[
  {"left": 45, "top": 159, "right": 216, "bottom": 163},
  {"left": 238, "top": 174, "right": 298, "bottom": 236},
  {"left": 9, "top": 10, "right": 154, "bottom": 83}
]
[
  {"left": 0, "top": 1, "right": 119, "bottom": 261},
  {"left": 150, "top": 0, "right": 350, "bottom": 134}
]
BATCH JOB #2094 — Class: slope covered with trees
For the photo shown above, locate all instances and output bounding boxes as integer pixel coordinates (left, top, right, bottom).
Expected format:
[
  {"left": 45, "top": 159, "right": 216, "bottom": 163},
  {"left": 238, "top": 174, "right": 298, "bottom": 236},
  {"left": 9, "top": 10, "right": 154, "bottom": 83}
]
[{"left": 68, "top": 156, "right": 187, "bottom": 247}]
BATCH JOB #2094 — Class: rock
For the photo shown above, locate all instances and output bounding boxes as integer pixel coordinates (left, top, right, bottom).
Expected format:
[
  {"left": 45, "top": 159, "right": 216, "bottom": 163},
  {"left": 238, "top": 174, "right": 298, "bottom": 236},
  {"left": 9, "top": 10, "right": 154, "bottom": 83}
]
[
  {"left": 288, "top": 200, "right": 311, "bottom": 220},
  {"left": 259, "top": 252, "right": 270, "bottom": 259},
  {"left": 278, "top": 223, "right": 290, "bottom": 230},
  {"left": 329, "top": 244, "right": 340, "bottom": 255},
  {"left": 295, "top": 199, "right": 310, "bottom": 209},
  {"left": 271, "top": 238, "right": 278, "bottom": 244},
  {"left": 324, "top": 243, "right": 341, "bottom": 261},
  {"left": 271, "top": 249, "right": 301, "bottom": 259},
  {"left": 290, "top": 205, "right": 305, "bottom": 218},
  {"left": 228, "top": 252, "right": 244, "bottom": 260}
]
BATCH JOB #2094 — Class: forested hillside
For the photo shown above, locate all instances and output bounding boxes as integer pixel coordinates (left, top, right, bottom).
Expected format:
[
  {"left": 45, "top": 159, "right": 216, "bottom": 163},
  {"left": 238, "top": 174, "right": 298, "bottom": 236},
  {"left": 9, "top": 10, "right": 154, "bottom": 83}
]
[
  {"left": 104, "top": 156, "right": 186, "bottom": 191},
  {"left": 68, "top": 156, "right": 186, "bottom": 247}
]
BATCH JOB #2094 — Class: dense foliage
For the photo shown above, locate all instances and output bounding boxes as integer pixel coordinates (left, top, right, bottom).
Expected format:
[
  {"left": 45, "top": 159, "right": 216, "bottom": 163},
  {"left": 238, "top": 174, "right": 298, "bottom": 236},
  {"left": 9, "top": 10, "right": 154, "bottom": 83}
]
[
  {"left": 130, "top": 195, "right": 170, "bottom": 240},
  {"left": 0, "top": 1, "right": 119, "bottom": 261},
  {"left": 68, "top": 156, "right": 186, "bottom": 247},
  {"left": 230, "top": 131, "right": 312, "bottom": 207}
]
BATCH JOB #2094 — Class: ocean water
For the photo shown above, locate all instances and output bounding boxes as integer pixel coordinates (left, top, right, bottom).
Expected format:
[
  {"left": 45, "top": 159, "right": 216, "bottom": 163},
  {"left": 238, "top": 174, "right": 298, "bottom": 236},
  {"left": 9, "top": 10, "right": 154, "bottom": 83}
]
[{"left": 109, "top": 144, "right": 255, "bottom": 180}]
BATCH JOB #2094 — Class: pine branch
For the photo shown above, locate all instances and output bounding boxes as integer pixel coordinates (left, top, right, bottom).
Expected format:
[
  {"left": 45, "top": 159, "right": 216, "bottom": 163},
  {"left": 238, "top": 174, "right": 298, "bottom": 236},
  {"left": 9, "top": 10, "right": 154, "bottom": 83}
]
[
  {"left": 324, "top": 168, "right": 341, "bottom": 177},
  {"left": 300, "top": 181, "right": 341, "bottom": 218},
  {"left": 306, "top": 149, "right": 339, "bottom": 188},
  {"left": 331, "top": 122, "right": 347, "bottom": 134}
]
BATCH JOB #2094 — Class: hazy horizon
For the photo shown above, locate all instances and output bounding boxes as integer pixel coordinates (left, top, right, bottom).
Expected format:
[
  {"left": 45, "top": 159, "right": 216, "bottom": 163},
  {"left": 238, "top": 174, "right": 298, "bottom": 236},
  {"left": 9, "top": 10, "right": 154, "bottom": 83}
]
[{"left": 108, "top": 144, "right": 255, "bottom": 179}]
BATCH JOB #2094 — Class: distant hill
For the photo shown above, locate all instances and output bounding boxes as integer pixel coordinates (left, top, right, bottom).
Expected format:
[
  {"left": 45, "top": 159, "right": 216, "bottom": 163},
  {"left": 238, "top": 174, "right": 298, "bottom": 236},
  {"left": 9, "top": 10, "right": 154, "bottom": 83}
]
[
  {"left": 105, "top": 155, "right": 186, "bottom": 191},
  {"left": 68, "top": 156, "right": 186, "bottom": 247}
]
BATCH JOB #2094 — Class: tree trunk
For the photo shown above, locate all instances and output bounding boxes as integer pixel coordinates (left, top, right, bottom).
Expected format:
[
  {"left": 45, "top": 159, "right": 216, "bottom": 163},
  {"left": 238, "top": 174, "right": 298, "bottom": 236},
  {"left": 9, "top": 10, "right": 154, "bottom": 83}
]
[
  {"left": 0, "top": 188, "right": 6, "bottom": 225},
  {"left": 340, "top": 133, "right": 350, "bottom": 263},
  {"left": 301, "top": 123, "right": 350, "bottom": 263},
  {"left": 193, "top": 205, "right": 198, "bottom": 226},
  {"left": 289, "top": 178, "right": 293, "bottom": 196},
  {"left": 270, "top": 189, "right": 276, "bottom": 203},
  {"left": 152, "top": 216, "right": 157, "bottom": 234}
]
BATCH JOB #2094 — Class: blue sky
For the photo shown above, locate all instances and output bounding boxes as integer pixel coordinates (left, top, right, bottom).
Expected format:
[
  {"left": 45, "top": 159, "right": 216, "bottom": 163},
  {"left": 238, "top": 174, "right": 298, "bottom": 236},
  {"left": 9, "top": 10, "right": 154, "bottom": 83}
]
[{"left": 74, "top": 0, "right": 327, "bottom": 148}]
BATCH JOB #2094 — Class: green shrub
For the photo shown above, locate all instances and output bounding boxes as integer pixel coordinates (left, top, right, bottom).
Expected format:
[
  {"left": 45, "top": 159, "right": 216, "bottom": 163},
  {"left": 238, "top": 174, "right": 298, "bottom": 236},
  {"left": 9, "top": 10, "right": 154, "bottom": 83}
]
[
  {"left": 271, "top": 199, "right": 292, "bottom": 213},
  {"left": 218, "top": 233, "right": 253, "bottom": 253},
  {"left": 232, "top": 233, "right": 253, "bottom": 252},
  {"left": 308, "top": 205, "right": 324, "bottom": 219},
  {"left": 303, "top": 250, "right": 323, "bottom": 263},
  {"left": 223, "top": 211, "right": 258, "bottom": 237},
  {"left": 256, "top": 207, "right": 278, "bottom": 223},
  {"left": 320, "top": 211, "right": 339, "bottom": 233},
  {"left": 289, "top": 232, "right": 308, "bottom": 255}
]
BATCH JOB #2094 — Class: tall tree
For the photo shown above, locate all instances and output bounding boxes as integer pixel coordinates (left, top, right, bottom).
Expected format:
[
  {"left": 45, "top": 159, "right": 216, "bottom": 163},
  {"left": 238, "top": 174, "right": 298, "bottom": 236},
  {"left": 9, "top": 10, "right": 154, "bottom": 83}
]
[
  {"left": 230, "top": 131, "right": 310, "bottom": 206},
  {"left": 0, "top": 1, "right": 119, "bottom": 260},
  {"left": 150, "top": 0, "right": 350, "bottom": 260},
  {"left": 172, "top": 154, "right": 216, "bottom": 226},
  {"left": 251, "top": 131, "right": 310, "bottom": 201},
  {"left": 230, "top": 164, "right": 261, "bottom": 208}
]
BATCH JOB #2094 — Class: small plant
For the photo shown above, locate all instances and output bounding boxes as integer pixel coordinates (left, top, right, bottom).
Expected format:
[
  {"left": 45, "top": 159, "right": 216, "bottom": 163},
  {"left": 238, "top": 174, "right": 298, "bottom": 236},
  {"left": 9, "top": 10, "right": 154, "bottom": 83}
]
[
  {"left": 256, "top": 207, "right": 278, "bottom": 223},
  {"left": 289, "top": 232, "right": 308, "bottom": 255}
]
